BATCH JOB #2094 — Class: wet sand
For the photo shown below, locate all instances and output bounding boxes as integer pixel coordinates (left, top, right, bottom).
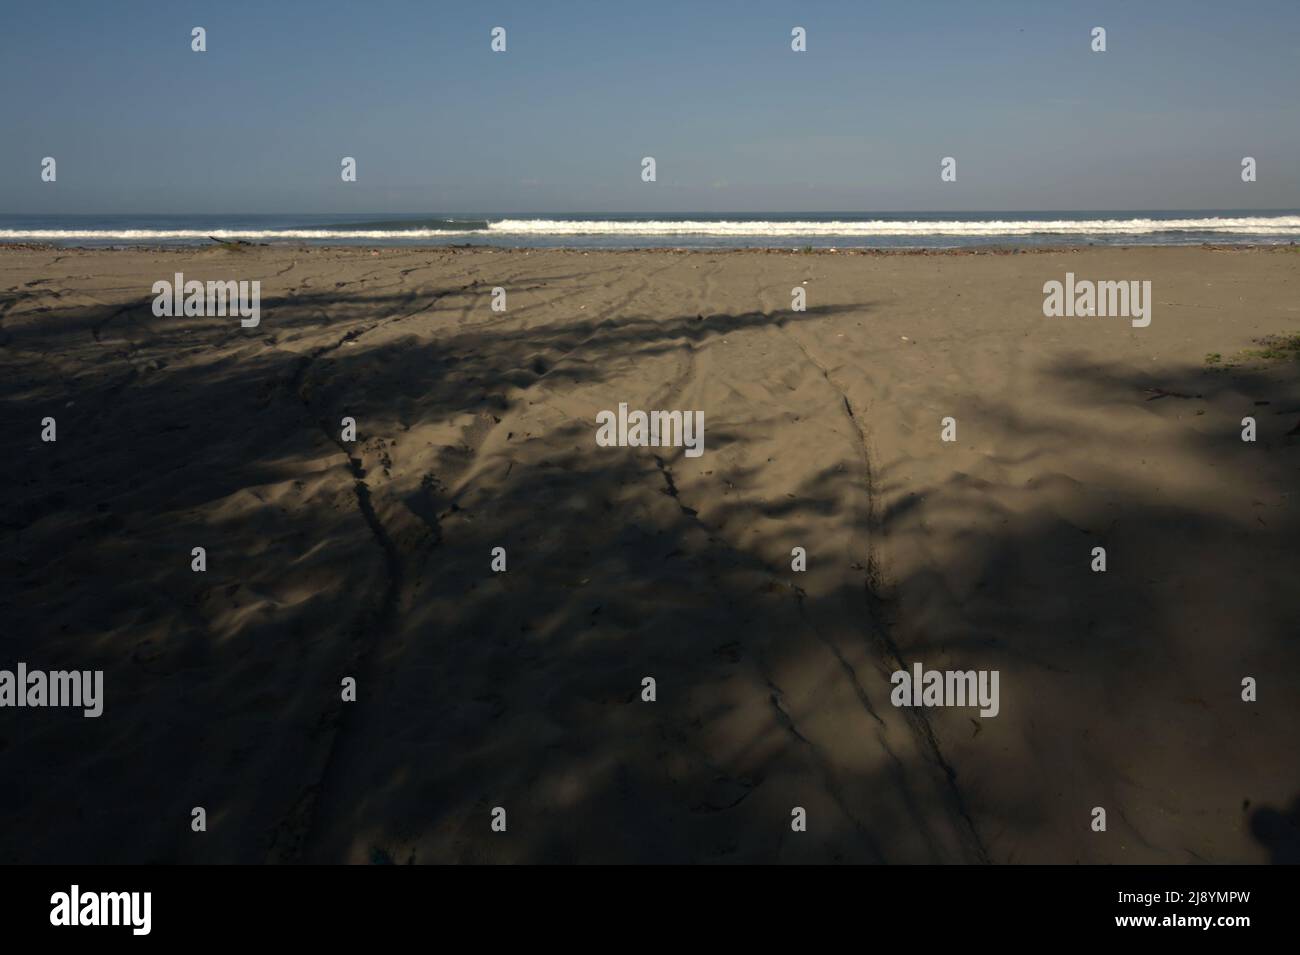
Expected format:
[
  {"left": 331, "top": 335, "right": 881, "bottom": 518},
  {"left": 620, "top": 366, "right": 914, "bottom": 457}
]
[{"left": 1, "top": 244, "right": 1297, "bottom": 863}]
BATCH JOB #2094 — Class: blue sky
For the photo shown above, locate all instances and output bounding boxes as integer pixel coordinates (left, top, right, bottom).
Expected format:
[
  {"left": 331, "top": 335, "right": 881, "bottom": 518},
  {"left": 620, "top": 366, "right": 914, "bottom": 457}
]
[{"left": 2, "top": 0, "right": 1297, "bottom": 213}]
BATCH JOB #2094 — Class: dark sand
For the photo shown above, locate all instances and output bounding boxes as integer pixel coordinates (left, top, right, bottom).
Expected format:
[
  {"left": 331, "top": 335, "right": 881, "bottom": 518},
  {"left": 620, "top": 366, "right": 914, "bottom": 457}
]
[{"left": 1, "top": 244, "right": 1298, "bottom": 863}]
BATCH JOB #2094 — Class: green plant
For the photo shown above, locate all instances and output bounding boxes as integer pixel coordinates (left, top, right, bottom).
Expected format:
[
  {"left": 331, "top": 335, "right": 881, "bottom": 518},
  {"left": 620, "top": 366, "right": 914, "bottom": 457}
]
[{"left": 1243, "top": 334, "right": 1300, "bottom": 361}]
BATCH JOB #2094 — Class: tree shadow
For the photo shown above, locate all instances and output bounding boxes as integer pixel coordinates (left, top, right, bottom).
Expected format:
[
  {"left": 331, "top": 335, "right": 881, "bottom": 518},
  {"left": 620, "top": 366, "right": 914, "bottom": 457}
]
[{"left": 1, "top": 266, "right": 1296, "bottom": 864}]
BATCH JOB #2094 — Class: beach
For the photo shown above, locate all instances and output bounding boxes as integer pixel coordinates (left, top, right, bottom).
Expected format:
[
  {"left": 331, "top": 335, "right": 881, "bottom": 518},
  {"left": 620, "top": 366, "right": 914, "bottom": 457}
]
[{"left": 2, "top": 243, "right": 1297, "bottom": 863}]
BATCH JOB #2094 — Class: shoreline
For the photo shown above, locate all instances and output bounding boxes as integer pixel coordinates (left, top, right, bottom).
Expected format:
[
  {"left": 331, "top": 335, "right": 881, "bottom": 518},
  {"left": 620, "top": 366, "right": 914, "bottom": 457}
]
[{"left": 3, "top": 240, "right": 1299, "bottom": 255}]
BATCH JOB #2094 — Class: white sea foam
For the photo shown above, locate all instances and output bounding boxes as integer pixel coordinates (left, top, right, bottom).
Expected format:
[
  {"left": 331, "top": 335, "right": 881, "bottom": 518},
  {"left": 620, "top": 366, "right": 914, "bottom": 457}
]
[
  {"left": 0, "top": 229, "right": 488, "bottom": 240},
  {"left": 484, "top": 216, "right": 1300, "bottom": 236},
  {"left": 3, "top": 216, "right": 1298, "bottom": 241}
]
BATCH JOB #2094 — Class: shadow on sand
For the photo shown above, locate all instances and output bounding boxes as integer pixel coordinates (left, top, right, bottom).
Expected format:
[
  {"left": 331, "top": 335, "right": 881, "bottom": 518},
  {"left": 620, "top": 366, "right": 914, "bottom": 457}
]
[{"left": 1, "top": 277, "right": 1296, "bottom": 863}]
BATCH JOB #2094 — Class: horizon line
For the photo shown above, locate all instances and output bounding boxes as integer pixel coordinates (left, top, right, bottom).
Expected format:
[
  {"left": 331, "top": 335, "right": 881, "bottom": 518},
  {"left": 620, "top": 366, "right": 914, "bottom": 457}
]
[{"left": 5, "top": 208, "right": 1300, "bottom": 217}]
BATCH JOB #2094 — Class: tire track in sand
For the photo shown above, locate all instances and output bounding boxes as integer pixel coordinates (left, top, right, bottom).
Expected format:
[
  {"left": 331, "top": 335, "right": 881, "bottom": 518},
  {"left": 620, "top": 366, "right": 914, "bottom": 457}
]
[{"left": 772, "top": 307, "right": 991, "bottom": 864}]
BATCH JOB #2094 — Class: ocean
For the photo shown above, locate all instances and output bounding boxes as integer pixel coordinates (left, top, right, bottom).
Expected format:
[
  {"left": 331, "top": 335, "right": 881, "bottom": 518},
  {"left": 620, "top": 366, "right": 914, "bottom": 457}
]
[{"left": 2, "top": 211, "right": 1299, "bottom": 249}]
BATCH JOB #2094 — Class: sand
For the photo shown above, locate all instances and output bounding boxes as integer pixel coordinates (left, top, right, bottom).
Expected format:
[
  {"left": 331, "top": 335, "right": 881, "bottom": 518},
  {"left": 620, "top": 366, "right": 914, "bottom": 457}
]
[{"left": 1, "top": 243, "right": 1297, "bottom": 864}]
